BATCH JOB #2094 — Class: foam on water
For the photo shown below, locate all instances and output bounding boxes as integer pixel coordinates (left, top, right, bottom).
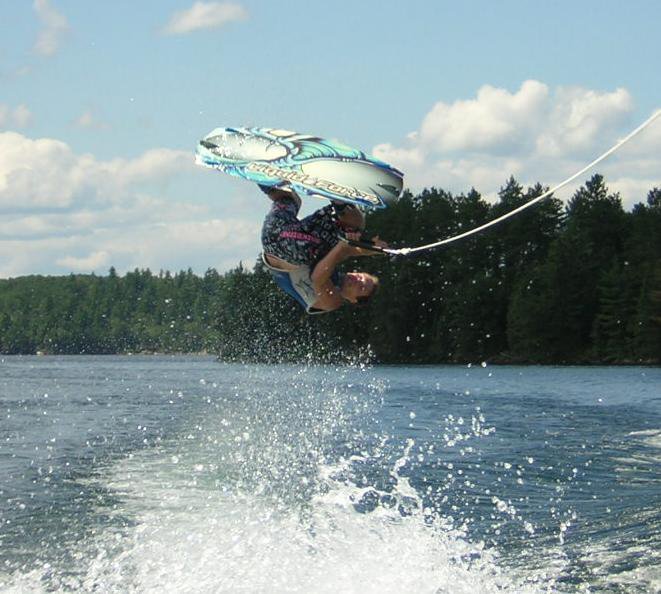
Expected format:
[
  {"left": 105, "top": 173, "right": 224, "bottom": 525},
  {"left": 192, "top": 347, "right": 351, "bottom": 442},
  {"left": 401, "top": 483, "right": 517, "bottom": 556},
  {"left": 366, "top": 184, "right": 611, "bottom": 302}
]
[
  {"left": 46, "top": 449, "right": 540, "bottom": 592},
  {"left": 2, "top": 359, "right": 660, "bottom": 593},
  {"left": 78, "top": 457, "right": 504, "bottom": 592},
  {"left": 0, "top": 363, "right": 548, "bottom": 593},
  {"left": 628, "top": 428, "right": 661, "bottom": 449}
]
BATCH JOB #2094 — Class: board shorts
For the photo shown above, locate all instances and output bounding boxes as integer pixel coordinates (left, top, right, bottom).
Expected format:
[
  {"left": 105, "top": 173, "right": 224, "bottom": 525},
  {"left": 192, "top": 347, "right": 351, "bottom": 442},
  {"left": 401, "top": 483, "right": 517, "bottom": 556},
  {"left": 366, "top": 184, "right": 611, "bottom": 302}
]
[
  {"left": 261, "top": 202, "right": 340, "bottom": 267},
  {"left": 261, "top": 254, "right": 343, "bottom": 314}
]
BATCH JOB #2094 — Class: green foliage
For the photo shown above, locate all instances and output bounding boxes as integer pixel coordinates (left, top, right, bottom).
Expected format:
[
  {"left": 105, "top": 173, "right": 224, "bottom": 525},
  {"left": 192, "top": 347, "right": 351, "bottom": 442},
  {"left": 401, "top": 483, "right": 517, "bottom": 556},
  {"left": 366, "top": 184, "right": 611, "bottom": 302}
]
[{"left": 0, "top": 174, "right": 659, "bottom": 364}]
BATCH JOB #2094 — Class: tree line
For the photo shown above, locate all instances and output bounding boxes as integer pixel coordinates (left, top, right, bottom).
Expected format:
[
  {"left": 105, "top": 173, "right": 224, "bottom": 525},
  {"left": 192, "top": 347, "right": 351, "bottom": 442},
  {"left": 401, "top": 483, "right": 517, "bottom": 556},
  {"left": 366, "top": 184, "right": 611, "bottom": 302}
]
[{"left": 1, "top": 174, "right": 659, "bottom": 364}]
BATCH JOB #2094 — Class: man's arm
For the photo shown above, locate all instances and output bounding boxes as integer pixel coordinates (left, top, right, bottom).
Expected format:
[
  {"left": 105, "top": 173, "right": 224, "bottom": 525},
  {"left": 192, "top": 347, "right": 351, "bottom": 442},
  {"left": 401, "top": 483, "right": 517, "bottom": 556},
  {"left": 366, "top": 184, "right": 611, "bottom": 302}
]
[
  {"left": 310, "top": 234, "right": 389, "bottom": 311},
  {"left": 340, "top": 234, "right": 388, "bottom": 255},
  {"left": 310, "top": 241, "right": 353, "bottom": 311}
]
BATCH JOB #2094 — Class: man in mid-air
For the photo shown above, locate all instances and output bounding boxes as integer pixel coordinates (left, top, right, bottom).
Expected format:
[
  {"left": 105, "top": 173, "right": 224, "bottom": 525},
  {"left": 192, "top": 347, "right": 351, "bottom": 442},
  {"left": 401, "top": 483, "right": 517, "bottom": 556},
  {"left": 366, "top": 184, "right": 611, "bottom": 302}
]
[{"left": 260, "top": 185, "right": 386, "bottom": 313}]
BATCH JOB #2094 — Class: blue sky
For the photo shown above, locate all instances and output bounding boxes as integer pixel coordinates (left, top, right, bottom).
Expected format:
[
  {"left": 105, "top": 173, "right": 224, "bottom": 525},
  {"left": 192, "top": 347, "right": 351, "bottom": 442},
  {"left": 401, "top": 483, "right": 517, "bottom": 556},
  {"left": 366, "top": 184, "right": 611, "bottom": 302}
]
[{"left": 1, "top": 1, "right": 660, "bottom": 277}]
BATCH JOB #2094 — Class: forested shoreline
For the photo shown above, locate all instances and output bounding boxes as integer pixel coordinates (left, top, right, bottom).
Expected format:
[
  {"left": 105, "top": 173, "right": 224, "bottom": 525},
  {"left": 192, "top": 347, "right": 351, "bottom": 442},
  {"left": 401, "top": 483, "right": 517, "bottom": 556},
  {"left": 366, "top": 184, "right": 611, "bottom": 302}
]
[{"left": 1, "top": 174, "right": 659, "bottom": 364}]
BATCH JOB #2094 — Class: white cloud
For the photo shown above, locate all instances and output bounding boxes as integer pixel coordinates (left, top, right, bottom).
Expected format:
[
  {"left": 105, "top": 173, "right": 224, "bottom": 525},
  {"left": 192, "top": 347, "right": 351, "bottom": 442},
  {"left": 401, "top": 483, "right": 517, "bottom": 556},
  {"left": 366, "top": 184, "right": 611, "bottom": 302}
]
[
  {"left": 417, "top": 80, "right": 550, "bottom": 153},
  {"left": 1, "top": 106, "right": 11, "bottom": 127},
  {"left": 0, "top": 132, "right": 78, "bottom": 208},
  {"left": 0, "top": 132, "right": 193, "bottom": 210},
  {"left": 374, "top": 81, "right": 660, "bottom": 207},
  {"left": 117, "top": 148, "right": 195, "bottom": 183},
  {"left": 0, "top": 131, "right": 264, "bottom": 278},
  {"left": 606, "top": 177, "right": 660, "bottom": 205},
  {"left": 610, "top": 109, "right": 661, "bottom": 157},
  {"left": 103, "top": 218, "right": 261, "bottom": 273},
  {"left": 75, "top": 111, "right": 95, "bottom": 128},
  {"left": 536, "top": 87, "right": 633, "bottom": 157},
  {"left": 56, "top": 251, "right": 110, "bottom": 272},
  {"left": 372, "top": 144, "right": 424, "bottom": 173},
  {"left": 74, "top": 110, "right": 109, "bottom": 130},
  {"left": 0, "top": 215, "right": 261, "bottom": 277},
  {"left": 33, "top": 0, "right": 70, "bottom": 56},
  {"left": 163, "top": 2, "right": 248, "bottom": 35},
  {"left": 0, "top": 104, "right": 33, "bottom": 129}
]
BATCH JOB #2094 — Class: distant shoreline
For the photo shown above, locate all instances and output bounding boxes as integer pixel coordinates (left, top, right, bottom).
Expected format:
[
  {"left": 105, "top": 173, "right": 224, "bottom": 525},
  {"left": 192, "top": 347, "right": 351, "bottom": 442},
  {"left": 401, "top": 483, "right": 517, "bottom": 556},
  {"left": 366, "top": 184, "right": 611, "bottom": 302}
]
[
  {"left": 2, "top": 180, "right": 660, "bottom": 367},
  {"left": 2, "top": 351, "right": 659, "bottom": 367}
]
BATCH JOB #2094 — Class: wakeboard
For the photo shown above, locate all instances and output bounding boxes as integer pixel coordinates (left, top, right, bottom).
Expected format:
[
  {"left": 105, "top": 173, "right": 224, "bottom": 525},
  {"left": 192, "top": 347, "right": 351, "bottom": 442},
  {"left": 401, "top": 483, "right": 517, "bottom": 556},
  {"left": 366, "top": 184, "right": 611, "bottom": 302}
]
[{"left": 195, "top": 127, "right": 403, "bottom": 209}]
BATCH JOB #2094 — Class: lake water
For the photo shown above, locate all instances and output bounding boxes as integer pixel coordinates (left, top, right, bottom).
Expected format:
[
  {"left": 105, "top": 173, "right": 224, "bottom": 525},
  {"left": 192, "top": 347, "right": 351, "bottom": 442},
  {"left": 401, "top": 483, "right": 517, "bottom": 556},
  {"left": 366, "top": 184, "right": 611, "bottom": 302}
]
[{"left": 0, "top": 356, "right": 659, "bottom": 593}]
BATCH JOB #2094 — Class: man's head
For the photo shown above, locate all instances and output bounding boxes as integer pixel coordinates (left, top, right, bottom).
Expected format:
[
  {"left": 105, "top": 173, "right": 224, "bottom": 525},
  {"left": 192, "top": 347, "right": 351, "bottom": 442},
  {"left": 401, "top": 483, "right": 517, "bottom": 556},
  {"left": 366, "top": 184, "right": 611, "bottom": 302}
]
[{"left": 340, "top": 272, "right": 379, "bottom": 305}]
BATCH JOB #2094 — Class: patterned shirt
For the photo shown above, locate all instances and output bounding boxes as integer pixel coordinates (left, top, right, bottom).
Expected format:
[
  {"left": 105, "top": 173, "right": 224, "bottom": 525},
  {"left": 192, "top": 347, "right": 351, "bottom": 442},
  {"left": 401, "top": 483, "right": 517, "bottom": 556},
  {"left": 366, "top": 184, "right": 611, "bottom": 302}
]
[{"left": 261, "top": 201, "right": 340, "bottom": 267}]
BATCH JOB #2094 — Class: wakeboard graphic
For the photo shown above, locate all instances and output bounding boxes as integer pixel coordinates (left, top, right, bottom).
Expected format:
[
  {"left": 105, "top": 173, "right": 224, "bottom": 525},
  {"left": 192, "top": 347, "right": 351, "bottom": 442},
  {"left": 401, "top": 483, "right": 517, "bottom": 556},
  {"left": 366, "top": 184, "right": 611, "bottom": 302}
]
[{"left": 195, "top": 127, "right": 404, "bottom": 209}]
